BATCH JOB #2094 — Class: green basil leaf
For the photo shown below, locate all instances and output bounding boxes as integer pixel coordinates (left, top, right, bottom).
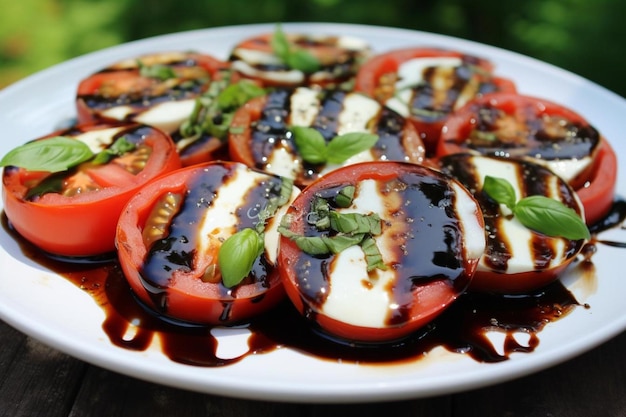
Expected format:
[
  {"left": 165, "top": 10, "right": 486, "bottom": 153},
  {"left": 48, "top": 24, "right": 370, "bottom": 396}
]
[
  {"left": 326, "top": 132, "right": 379, "bottom": 164},
  {"left": 218, "top": 228, "right": 265, "bottom": 288},
  {"left": 483, "top": 175, "right": 517, "bottom": 210},
  {"left": 513, "top": 195, "right": 590, "bottom": 240},
  {"left": 286, "top": 49, "right": 321, "bottom": 73},
  {"left": 293, "top": 235, "right": 331, "bottom": 255},
  {"left": 270, "top": 24, "right": 320, "bottom": 73},
  {"left": 361, "top": 236, "right": 388, "bottom": 271},
  {"left": 139, "top": 62, "right": 176, "bottom": 80},
  {"left": 217, "top": 80, "right": 266, "bottom": 110},
  {"left": 334, "top": 185, "right": 355, "bottom": 208},
  {"left": 0, "top": 136, "right": 94, "bottom": 172},
  {"left": 92, "top": 136, "right": 136, "bottom": 165},
  {"left": 270, "top": 24, "right": 290, "bottom": 62},
  {"left": 329, "top": 212, "right": 381, "bottom": 235},
  {"left": 292, "top": 126, "right": 328, "bottom": 164},
  {"left": 322, "top": 234, "right": 364, "bottom": 254}
]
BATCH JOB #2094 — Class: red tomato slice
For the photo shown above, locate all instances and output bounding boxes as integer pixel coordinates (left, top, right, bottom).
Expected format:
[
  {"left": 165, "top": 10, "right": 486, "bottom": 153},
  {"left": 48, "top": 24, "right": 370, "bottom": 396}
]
[
  {"left": 438, "top": 153, "right": 587, "bottom": 294},
  {"left": 228, "top": 89, "right": 426, "bottom": 188},
  {"left": 2, "top": 122, "right": 181, "bottom": 257},
  {"left": 437, "top": 92, "right": 616, "bottom": 226},
  {"left": 116, "top": 161, "right": 294, "bottom": 326},
  {"left": 277, "top": 161, "right": 485, "bottom": 343},
  {"left": 354, "top": 47, "right": 517, "bottom": 154},
  {"left": 229, "top": 32, "right": 371, "bottom": 88},
  {"left": 76, "top": 52, "right": 232, "bottom": 166}
]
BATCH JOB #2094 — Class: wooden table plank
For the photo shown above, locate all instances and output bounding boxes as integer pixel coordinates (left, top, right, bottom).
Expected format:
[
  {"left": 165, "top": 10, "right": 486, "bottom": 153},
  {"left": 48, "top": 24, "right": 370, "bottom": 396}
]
[
  {"left": 453, "top": 330, "right": 626, "bottom": 417},
  {"left": 2, "top": 318, "right": 625, "bottom": 417},
  {"left": 0, "top": 323, "right": 86, "bottom": 417}
]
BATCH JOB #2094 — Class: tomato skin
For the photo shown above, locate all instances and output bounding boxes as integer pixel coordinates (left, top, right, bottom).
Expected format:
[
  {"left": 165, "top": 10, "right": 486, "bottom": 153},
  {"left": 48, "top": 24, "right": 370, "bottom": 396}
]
[
  {"left": 1, "top": 122, "right": 181, "bottom": 257},
  {"left": 437, "top": 92, "right": 617, "bottom": 226},
  {"left": 354, "top": 47, "right": 516, "bottom": 154},
  {"left": 115, "top": 162, "right": 288, "bottom": 326},
  {"left": 277, "top": 161, "right": 484, "bottom": 343}
]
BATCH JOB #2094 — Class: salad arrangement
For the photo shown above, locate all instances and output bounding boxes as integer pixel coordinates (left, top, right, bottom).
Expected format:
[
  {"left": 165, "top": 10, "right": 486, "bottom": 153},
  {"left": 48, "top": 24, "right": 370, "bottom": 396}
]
[{"left": 0, "top": 24, "right": 618, "bottom": 358}]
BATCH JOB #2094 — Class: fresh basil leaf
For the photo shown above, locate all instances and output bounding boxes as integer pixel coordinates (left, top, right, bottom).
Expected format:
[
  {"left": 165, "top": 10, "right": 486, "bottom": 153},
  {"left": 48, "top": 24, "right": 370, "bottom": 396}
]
[
  {"left": 0, "top": 136, "right": 94, "bottom": 173},
  {"left": 292, "top": 126, "right": 328, "bottom": 164},
  {"left": 326, "top": 132, "right": 379, "bottom": 164},
  {"left": 334, "top": 185, "right": 355, "bottom": 208},
  {"left": 483, "top": 175, "right": 517, "bottom": 210},
  {"left": 293, "top": 235, "right": 331, "bottom": 255},
  {"left": 218, "top": 228, "right": 265, "bottom": 288},
  {"left": 25, "top": 173, "right": 65, "bottom": 200},
  {"left": 270, "top": 24, "right": 291, "bottom": 62},
  {"left": 92, "top": 136, "right": 136, "bottom": 165},
  {"left": 513, "top": 195, "right": 590, "bottom": 240},
  {"left": 322, "top": 234, "right": 364, "bottom": 254},
  {"left": 329, "top": 212, "right": 381, "bottom": 235},
  {"left": 217, "top": 80, "right": 265, "bottom": 109},
  {"left": 139, "top": 62, "right": 176, "bottom": 80},
  {"left": 361, "top": 236, "right": 388, "bottom": 272},
  {"left": 270, "top": 24, "right": 321, "bottom": 73},
  {"left": 286, "top": 49, "right": 321, "bottom": 73}
]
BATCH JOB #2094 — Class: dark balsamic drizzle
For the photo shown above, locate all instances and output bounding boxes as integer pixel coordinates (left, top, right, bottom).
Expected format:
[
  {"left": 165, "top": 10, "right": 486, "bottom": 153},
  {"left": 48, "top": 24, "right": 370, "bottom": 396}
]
[
  {"left": 4, "top": 204, "right": 618, "bottom": 367},
  {"left": 250, "top": 88, "right": 414, "bottom": 185}
]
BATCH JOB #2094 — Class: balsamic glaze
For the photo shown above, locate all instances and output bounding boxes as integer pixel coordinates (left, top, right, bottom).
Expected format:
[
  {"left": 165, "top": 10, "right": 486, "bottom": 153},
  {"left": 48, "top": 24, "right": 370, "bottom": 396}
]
[{"left": 5, "top": 203, "right": 622, "bottom": 367}]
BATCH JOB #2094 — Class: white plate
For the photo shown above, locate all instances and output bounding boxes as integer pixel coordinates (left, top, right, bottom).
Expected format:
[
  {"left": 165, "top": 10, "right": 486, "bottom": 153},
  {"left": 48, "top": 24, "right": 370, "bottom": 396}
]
[{"left": 1, "top": 23, "right": 625, "bottom": 404}]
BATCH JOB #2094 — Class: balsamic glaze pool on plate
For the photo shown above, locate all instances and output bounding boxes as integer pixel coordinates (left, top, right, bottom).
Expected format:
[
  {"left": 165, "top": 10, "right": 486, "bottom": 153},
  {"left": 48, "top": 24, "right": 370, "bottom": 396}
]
[{"left": 3, "top": 200, "right": 625, "bottom": 367}]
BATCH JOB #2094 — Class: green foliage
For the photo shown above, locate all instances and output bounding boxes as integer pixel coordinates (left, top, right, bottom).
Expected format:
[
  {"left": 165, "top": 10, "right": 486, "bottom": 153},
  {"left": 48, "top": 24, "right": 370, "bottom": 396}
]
[{"left": 0, "top": 0, "right": 624, "bottom": 97}]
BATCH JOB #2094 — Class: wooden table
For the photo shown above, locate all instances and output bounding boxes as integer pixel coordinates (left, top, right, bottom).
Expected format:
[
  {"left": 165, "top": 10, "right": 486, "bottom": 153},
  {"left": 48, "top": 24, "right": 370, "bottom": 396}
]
[{"left": 1, "top": 319, "right": 624, "bottom": 417}]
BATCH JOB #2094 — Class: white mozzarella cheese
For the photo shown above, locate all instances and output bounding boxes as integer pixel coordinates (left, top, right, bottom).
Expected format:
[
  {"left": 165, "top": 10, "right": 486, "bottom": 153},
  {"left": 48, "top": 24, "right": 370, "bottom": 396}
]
[
  {"left": 75, "top": 126, "right": 126, "bottom": 154},
  {"left": 337, "top": 93, "right": 381, "bottom": 135},
  {"left": 289, "top": 87, "right": 321, "bottom": 127},
  {"left": 266, "top": 142, "right": 302, "bottom": 180},
  {"left": 132, "top": 99, "right": 197, "bottom": 134},
  {"left": 321, "top": 179, "right": 397, "bottom": 328},
  {"left": 544, "top": 157, "right": 592, "bottom": 184},
  {"left": 472, "top": 157, "right": 570, "bottom": 273},
  {"left": 231, "top": 60, "right": 304, "bottom": 85},
  {"left": 385, "top": 57, "right": 462, "bottom": 117},
  {"left": 101, "top": 99, "right": 197, "bottom": 134},
  {"left": 196, "top": 164, "right": 294, "bottom": 264}
]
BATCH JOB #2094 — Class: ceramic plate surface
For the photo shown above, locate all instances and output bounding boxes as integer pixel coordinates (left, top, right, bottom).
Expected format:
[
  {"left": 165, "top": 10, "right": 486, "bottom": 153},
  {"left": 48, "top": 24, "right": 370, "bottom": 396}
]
[{"left": 1, "top": 23, "right": 625, "bottom": 403}]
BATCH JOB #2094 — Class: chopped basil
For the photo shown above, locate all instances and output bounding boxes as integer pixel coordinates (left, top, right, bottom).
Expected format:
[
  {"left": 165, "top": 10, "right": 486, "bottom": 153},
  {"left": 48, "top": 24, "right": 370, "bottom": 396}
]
[
  {"left": 291, "top": 126, "right": 379, "bottom": 165},
  {"left": 483, "top": 175, "right": 590, "bottom": 240},
  {"left": 278, "top": 185, "right": 387, "bottom": 272},
  {"left": 138, "top": 61, "right": 177, "bottom": 80},
  {"left": 92, "top": 137, "right": 136, "bottom": 164},
  {"left": 180, "top": 72, "right": 265, "bottom": 141}
]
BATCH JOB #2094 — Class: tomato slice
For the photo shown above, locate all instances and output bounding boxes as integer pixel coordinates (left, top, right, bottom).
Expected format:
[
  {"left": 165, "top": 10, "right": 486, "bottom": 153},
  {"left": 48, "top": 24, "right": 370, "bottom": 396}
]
[
  {"left": 437, "top": 92, "right": 616, "bottom": 225},
  {"left": 2, "top": 122, "right": 181, "bottom": 257},
  {"left": 228, "top": 32, "right": 371, "bottom": 88},
  {"left": 116, "top": 161, "right": 298, "bottom": 326},
  {"left": 76, "top": 51, "right": 233, "bottom": 166},
  {"left": 438, "top": 153, "right": 587, "bottom": 293},
  {"left": 228, "top": 88, "right": 426, "bottom": 188},
  {"left": 354, "top": 47, "right": 517, "bottom": 154},
  {"left": 277, "top": 161, "right": 485, "bottom": 343}
]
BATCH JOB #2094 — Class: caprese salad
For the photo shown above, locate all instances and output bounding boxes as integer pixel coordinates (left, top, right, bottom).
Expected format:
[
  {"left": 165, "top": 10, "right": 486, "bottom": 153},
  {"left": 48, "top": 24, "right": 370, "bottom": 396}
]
[{"left": 0, "top": 25, "right": 618, "bottom": 350}]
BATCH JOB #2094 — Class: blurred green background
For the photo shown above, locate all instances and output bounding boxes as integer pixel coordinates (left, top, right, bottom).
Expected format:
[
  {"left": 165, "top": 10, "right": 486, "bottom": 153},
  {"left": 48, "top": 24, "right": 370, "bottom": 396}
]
[{"left": 1, "top": 0, "right": 624, "bottom": 97}]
